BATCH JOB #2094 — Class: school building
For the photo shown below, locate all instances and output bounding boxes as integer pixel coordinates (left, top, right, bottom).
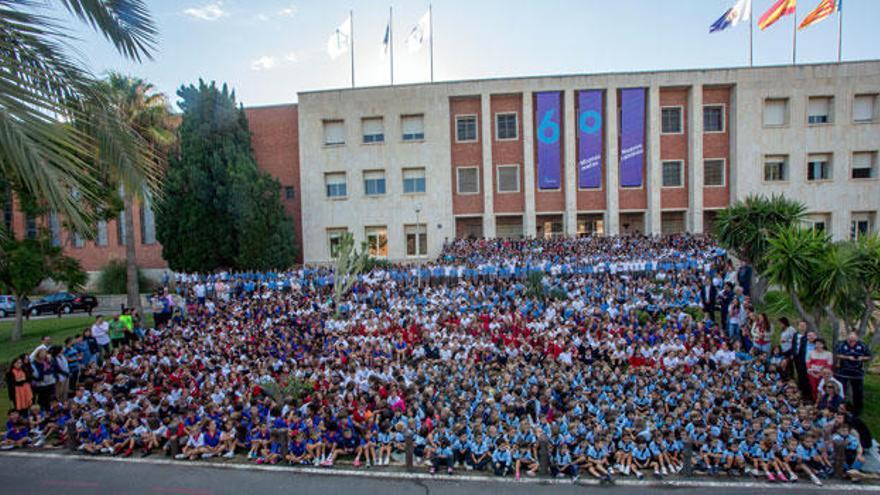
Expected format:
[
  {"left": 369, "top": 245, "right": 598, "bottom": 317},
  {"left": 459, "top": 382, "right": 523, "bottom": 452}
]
[{"left": 4, "top": 60, "right": 879, "bottom": 274}]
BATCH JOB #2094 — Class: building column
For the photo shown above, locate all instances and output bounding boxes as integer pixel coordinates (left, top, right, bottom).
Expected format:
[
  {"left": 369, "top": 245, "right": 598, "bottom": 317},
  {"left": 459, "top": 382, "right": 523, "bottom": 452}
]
[
  {"left": 688, "top": 84, "right": 704, "bottom": 233},
  {"left": 522, "top": 92, "right": 537, "bottom": 237},
  {"left": 605, "top": 88, "right": 620, "bottom": 235},
  {"left": 646, "top": 85, "right": 662, "bottom": 235},
  {"left": 480, "top": 94, "right": 496, "bottom": 238},
  {"left": 563, "top": 89, "right": 577, "bottom": 236}
]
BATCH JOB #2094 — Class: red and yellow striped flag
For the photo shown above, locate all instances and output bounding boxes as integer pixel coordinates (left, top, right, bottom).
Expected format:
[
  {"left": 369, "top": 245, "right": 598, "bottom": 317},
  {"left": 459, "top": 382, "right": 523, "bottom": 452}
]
[
  {"left": 758, "top": 0, "right": 797, "bottom": 30},
  {"left": 798, "top": 0, "right": 836, "bottom": 30}
]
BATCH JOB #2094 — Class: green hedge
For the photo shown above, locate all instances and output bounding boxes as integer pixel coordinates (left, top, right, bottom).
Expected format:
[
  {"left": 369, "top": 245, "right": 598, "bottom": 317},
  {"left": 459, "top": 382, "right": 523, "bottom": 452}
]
[{"left": 96, "top": 259, "right": 153, "bottom": 294}]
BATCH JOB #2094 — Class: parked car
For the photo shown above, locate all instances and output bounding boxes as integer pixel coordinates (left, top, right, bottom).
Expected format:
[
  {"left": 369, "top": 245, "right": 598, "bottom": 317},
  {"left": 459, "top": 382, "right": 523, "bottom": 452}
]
[
  {"left": 0, "top": 295, "right": 16, "bottom": 318},
  {"left": 26, "top": 292, "right": 98, "bottom": 316}
]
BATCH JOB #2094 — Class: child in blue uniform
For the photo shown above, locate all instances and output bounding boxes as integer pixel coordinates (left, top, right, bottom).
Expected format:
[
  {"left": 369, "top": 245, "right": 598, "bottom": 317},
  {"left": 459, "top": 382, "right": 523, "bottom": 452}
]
[
  {"left": 551, "top": 443, "right": 578, "bottom": 482},
  {"left": 430, "top": 437, "right": 454, "bottom": 475},
  {"left": 286, "top": 431, "right": 311, "bottom": 465},
  {"left": 492, "top": 440, "right": 512, "bottom": 477}
]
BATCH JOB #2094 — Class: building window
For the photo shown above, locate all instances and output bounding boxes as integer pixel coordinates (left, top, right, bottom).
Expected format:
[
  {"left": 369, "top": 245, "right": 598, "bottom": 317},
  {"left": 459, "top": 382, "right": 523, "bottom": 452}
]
[
  {"left": 764, "top": 155, "right": 788, "bottom": 182},
  {"left": 455, "top": 115, "right": 478, "bottom": 142},
  {"left": 284, "top": 186, "right": 295, "bottom": 199},
  {"left": 362, "top": 117, "right": 384, "bottom": 144},
  {"left": 803, "top": 214, "right": 830, "bottom": 233},
  {"left": 807, "top": 96, "right": 832, "bottom": 124},
  {"left": 2, "top": 193, "right": 12, "bottom": 233},
  {"left": 763, "top": 98, "right": 789, "bottom": 127},
  {"left": 851, "top": 212, "right": 875, "bottom": 240},
  {"left": 140, "top": 192, "right": 156, "bottom": 245},
  {"left": 327, "top": 228, "right": 346, "bottom": 259},
  {"left": 495, "top": 113, "right": 518, "bottom": 140},
  {"left": 703, "top": 105, "right": 724, "bottom": 132},
  {"left": 852, "top": 151, "right": 877, "bottom": 179},
  {"left": 704, "top": 159, "right": 725, "bottom": 187},
  {"left": 496, "top": 164, "right": 520, "bottom": 193},
  {"left": 807, "top": 153, "right": 832, "bottom": 181},
  {"left": 323, "top": 120, "right": 345, "bottom": 145},
  {"left": 25, "top": 215, "right": 37, "bottom": 239},
  {"left": 402, "top": 168, "right": 426, "bottom": 194},
  {"left": 363, "top": 170, "right": 386, "bottom": 196},
  {"left": 49, "top": 212, "right": 61, "bottom": 246},
  {"left": 325, "top": 172, "right": 347, "bottom": 198},
  {"left": 117, "top": 214, "right": 127, "bottom": 246},
  {"left": 96, "top": 220, "right": 108, "bottom": 246},
  {"left": 405, "top": 224, "right": 427, "bottom": 257},
  {"left": 365, "top": 226, "right": 388, "bottom": 257},
  {"left": 401, "top": 114, "right": 425, "bottom": 141},
  {"left": 853, "top": 94, "right": 877, "bottom": 123},
  {"left": 661, "top": 161, "right": 683, "bottom": 187},
  {"left": 456, "top": 167, "right": 479, "bottom": 194},
  {"left": 661, "top": 107, "right": 682, "bottom": 134}
]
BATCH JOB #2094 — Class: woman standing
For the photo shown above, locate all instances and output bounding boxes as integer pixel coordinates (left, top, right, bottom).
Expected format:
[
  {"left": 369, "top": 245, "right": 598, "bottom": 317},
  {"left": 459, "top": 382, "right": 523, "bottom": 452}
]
[
  {"left": 30, "top": 348, "right": 56, "bottom": 409},
  {"left": 806, "top": 339, "right": 834, "bottom": 402},
  {"left": 750, "top": 313, "right": 771, "bottom": 354},
  {"left": 5, "top": 356, "right": 34, "bottom": 413}
]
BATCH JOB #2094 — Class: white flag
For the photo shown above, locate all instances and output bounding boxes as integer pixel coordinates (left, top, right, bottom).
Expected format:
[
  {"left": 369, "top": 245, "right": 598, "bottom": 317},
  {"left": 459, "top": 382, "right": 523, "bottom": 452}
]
[
  {"left": 327, "top": 15, "right": 351, "bottom": 60},
  {"left": 730, "top": 0, "right": 751, "bottom": 27},
  {"left": 406, "top": 10, "right": 430, "bottom": 53}
]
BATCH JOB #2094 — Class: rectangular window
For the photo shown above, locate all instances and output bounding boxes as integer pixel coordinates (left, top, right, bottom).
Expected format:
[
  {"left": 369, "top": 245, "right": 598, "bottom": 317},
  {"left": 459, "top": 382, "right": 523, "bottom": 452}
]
[
  {"left": 661, "top": 107, "right": 682, "bottom": 134},
  {"left": 807, "top": 153, "right": 832, "bottom": 181},
  {"left": 405, "top": 224, "right": 427, "bottom": 257},
  {"left": 495, "top": 113, "right": 518, "bottom": 140},
  {"left": 456, "top": 167, "right": 479, "bottom": 194},
  {"left": 853, "top": 94, "right": 877, "bottom": 123},
  {"left": 325, "top": 172, "right": 347, "bottom": 198},
  {"left": 363, "top": 170, "right": 386, "bottom": 196},
  {"left": 49, "top": 212, "right": 61, "bottom": 246},
  {"left": 455, "top": 115, "right": 478, "bottom": 142},
  {"left": 365, "top": 226, "right": 388, "bottom": 257},
  {"left": 117, "top": 214, "right": 127, "bottom": 246},
  {"left": 402, "top": 168, "right": 426, "bottom": 194},
  {"left": 703, "top": 105, "right": 724, "bottom": 132},
  {"left": 704, "top": 159, "right": 725, "bottom": 187},
  {"left": 764, "top": 98, "right": 788, "bottom": 127},
  {"left": 25, "top": 215, "right": 37, "bottom": 239},
  {"left": 764, "top": 155, "right": 788, "bottom": 182},
  {"left": 96, "top": 220, "right": 108, "bottom": 246},
  {"left": 2, "top": 192, "right": 12, "bottom": 233},
  {"left": 401, "top": 114, "right": 425, "bottom": 141},
  {"left": 284, "top": 186, "right": 295, "bottom": 199},
  {"left": 803, "top": 214, "right": 830, "bottom": 233},
  {"left": 140, "top": 191, "right": 156, "bottom": 245},
  {"left": 851, "top": 212, "right": 875, "bottom": 240},
  {"left": 362, "top": 117, "right": 384, "bottom": 144},
  {"left": 327, "top": 228, "right": 346, "bottom": 259},
  {"left": 661, "top": 161, "right": 683, "bottom": 187},
  {"left": 852, "top": 151, "right": 877, "bottom": 179},
  {"left": 807, "top": 96, "right": 832, "bottom": 124},
  {"left": 323, "top": 120, "right": 345, "bottom": 145},
  {"left": 496, "top": 164, "right": 520, "bottom": 193}
]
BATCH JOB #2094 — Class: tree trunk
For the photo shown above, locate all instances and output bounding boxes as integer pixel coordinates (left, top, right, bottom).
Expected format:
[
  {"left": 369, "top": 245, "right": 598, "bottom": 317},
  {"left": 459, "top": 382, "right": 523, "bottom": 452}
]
[
  {"left": 751, "top": 273, "right": 769, "bottom": 306},
  {"left": 857, "top": 290, "right": 874, "bottom": 338},
  {"left": 11, "top": 293, "right": 24, "bottom": 341},
  {"left": 124, "top": 191, "right": 142, "bottom": 316},
  {"left": 790, "top": 290, "right": 818, "bottom": 333}
]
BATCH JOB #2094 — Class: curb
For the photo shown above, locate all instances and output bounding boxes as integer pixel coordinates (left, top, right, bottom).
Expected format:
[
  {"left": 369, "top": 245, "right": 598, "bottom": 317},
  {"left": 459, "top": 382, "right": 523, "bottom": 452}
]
[{"left": 2, "top": 451, "right": 878, "bottom": 491}]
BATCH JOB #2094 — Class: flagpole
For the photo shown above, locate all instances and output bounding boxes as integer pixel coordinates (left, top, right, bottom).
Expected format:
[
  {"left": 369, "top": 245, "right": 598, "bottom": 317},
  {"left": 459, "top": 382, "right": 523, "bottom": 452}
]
[
  {"left": 429, "top": 3, "right": 434, "bottom": 82},
  {"left": 791, "top": 3, "right": 797, "bottom": 65},
  {"left": 837, "top": 2, "right": 843, "bottom": 62},
  {"left": 350, "top": 9, "right": 355, "bottom": 88},
  {"left": 390, "top": 6, "right": 394, "bottom": 85},
  {"left": 749, "top": 6, "right": 754, "bottom": 67}
]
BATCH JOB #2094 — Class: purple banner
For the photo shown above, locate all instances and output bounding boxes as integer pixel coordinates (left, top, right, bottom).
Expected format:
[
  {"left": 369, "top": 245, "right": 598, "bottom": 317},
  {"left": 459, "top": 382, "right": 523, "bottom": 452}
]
[
  {"left": 535, "top": 91, "right": 562, "bottom": 190},
  {"left": 577, "top": 90, "right": 603, "bottom": 189},
  {"left": 619, "top": 88, "right": 646, "bottom": 188}
]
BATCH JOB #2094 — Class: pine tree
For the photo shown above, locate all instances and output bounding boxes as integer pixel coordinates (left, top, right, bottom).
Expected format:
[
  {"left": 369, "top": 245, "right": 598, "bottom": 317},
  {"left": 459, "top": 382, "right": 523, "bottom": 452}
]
[{"left": 156, "top": 80, "right": 296, "bottom": 272}]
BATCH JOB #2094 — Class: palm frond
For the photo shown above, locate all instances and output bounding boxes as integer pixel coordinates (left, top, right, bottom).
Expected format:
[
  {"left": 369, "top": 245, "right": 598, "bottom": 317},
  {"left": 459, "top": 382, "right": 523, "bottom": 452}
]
[{"left": 58, "top": 0, "right": 156, "bottom": 61}]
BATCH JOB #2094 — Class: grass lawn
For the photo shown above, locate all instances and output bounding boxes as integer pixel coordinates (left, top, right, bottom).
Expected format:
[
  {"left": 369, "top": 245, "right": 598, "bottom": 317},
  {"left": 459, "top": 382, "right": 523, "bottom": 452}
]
[{"left": 864, "top": 374, "right": 880, "bottom": 440}]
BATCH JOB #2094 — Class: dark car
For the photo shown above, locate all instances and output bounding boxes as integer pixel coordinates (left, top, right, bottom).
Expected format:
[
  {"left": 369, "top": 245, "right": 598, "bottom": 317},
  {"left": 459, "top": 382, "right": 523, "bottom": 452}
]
[{"left": 27, "top": 292, "right": 98, "bottom": 316}]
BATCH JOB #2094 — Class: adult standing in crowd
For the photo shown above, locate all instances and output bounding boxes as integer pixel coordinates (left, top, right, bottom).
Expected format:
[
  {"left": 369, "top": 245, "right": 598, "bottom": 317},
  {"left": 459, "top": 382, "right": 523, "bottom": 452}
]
[
  {"left": 835, "top": 332, "right": 872, "bottom": 414},
  {"left": 806, "top": 338, "right": 834, "bottom": 402},
  {"left": 4, "top": 356, "right": 33, "bottom": 414},
  {"left": 699, "top": 277, "right": 718, "bottom": 324},
  {"left": 791, "top": 320, "right": 811, "bottom": 399},
  {"left": 778, "top": 317, "right": 796, "bottom": 377},
  {"left": 29, "top": 348, "right": 56, "bottom": 409},
  {"left": 91, "top": 315, "right": 111, "bottom": 357}
]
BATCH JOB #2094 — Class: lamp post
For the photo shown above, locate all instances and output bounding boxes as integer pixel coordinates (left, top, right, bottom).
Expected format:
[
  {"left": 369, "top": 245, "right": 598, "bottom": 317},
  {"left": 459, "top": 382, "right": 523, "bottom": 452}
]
[{"left": 415, "top": 203, "right": 422, "bottom": 288}]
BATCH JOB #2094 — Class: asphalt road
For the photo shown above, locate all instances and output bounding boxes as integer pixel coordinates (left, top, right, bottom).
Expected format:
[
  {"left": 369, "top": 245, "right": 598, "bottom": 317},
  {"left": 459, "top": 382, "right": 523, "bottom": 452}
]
[{"left": 0, "top": 454, "right": 876, "bottom": 495}]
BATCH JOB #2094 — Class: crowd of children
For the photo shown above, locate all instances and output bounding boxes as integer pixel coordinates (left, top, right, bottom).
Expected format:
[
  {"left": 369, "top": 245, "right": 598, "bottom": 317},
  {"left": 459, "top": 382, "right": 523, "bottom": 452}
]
[{"left": 2, "top": 234, "right": 874, "bottom": 486}]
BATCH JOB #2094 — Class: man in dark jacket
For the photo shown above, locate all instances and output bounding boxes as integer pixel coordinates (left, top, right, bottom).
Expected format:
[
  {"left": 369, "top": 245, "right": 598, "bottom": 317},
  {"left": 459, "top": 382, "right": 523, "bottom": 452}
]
[{"left": 790, "top": 320, "right": 810, "bottom": 399}]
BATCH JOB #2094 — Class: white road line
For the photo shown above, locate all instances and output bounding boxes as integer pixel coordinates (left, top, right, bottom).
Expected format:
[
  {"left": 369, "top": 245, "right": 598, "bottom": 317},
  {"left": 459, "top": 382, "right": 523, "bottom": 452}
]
[{"left": 2, "top": 451, "right": 878, "bottom": 491}]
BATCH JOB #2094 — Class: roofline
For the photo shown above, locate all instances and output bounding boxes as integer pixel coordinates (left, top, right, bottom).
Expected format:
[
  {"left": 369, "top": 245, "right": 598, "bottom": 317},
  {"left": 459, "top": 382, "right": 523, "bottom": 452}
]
[
  {"left": 296, "top": 59, "right": 880, "bottom": 97},
  {"left": 243, "top": 102, "right": 298, "bottom": 110}
]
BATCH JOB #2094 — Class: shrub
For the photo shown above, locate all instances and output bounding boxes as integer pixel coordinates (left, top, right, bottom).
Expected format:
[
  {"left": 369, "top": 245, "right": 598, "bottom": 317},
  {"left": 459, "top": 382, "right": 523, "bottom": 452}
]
[
  {"left": 96, "top": 259, "right": 152, "bottom": 294},
  {"left": 262, "top": 374, "right": 313, "bottom": 404},
  {"left": 365, "top": 257, "right": 393, "bottom": 271}
]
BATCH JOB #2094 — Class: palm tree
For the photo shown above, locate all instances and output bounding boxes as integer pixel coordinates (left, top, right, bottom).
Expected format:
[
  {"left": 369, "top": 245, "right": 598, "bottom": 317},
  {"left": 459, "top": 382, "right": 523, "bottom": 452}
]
[
  {"left": 95, "top": 74, "right": 175, "bottom": 315},
  {"left": 713, "top": 194, "right": 806, "bottom": 303},
  {"left": 0, "top": 1, "right": 160, "bottom": 240}
]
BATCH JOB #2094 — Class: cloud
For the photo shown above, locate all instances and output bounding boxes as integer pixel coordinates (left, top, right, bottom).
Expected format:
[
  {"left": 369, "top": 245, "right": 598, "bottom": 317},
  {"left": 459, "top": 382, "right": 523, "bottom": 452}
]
[
  {"left": 184, "top": 2, "right": 226, "bottom": 21},
  {"left": 256, "top": 13, "right": 270, "bottom": 22},
  {"left": 251, "top": 56, "right": 277, "bottom": 71},
  {"left": 284, "top": 51, "right": 298, "bottom": 63},
  {"left": 278, "top": 5, "right": 297, "bottom": 17}
]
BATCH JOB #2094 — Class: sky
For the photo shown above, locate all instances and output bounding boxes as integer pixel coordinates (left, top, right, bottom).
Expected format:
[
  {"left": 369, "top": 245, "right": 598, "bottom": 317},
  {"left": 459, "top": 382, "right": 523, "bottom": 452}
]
[{"left": 68, "top": 0, "right": 880, "bottom": 108}]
